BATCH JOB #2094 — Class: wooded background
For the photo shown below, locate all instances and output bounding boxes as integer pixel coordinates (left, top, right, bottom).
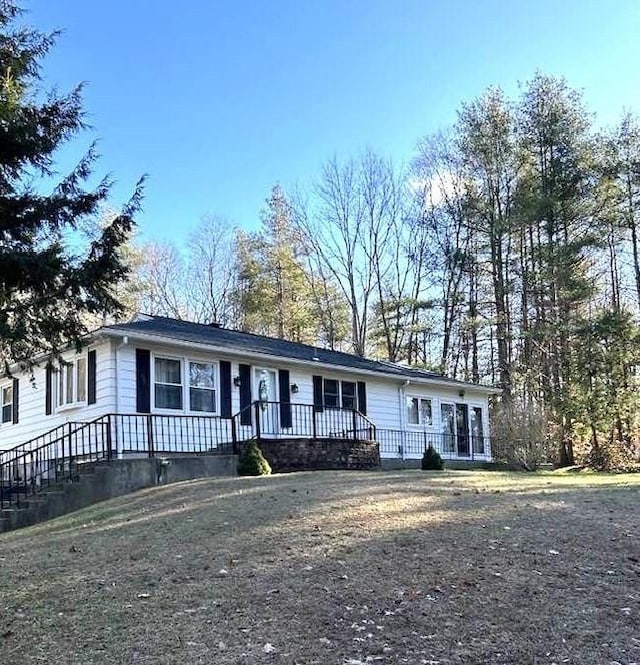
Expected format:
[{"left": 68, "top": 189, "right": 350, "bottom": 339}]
[{"left": 126, "top": 74, "right": 640, "bottom": 468}]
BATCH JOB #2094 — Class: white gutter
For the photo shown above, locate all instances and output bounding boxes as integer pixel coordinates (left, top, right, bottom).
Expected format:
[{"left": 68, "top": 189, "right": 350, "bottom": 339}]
[{"left": 101, "top": 328, "right": 501, "bottom": 396}]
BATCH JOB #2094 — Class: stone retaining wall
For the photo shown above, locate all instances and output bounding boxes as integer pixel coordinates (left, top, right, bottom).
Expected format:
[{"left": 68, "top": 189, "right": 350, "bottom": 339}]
[{"left": 246, "top": 437, "right": 380, "bottom": 472}]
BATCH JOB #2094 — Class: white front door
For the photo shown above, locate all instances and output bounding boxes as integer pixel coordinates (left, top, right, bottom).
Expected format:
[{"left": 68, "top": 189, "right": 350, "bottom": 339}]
[{"left": 254, "top": 368, "right": 279, "bottom": 435}]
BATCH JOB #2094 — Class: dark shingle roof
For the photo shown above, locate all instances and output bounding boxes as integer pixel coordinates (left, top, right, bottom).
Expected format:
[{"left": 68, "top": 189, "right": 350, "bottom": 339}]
[{"left": 103, "top": 315, "right": 497, "bottom": 391}]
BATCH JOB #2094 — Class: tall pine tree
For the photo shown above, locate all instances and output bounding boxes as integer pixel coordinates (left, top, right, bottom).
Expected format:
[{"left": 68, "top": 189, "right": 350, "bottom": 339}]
[{"left": 0, "top": 3, "right": 144, "bottom": 371}]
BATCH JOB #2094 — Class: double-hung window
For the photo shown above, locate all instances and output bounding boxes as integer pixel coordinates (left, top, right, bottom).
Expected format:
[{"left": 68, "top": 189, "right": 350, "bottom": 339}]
[
  {"left": 189, "top": 362, "right": 216, "bottom": 412},
  {"left": 154, "top": 358, "right": 183, "bottom": 410},
  {"left": 322, "top": 379, "right": 357, "bottom": 410},
  {"left": 57, "top": 357, "right": 87, "bottom": 408},
  {"left": 323, "top": 379, "right": 340, "bottom": 408},
  {"left": 154, "top": 357, "right": 217, "bottom": 412},
  {"left": 76, "top": 358, "right": 87, "bottom": 402},
  {"left": 406, "top": 396, "right": 432, "bottom": 426},
  {"left": 341, "top": 381, "right": 356, "bottom": 409},
  {"left": 1, "top": 385, "right": 13, "bottom": 424}
]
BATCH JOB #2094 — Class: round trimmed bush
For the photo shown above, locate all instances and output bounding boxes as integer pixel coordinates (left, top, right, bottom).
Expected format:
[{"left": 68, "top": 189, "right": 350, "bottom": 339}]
[
  {"left": 238, "top": 440, "right": 272, "bottom": 476},
  {"left": 421, "top": 445, "right": 444, "bottom": 471}
]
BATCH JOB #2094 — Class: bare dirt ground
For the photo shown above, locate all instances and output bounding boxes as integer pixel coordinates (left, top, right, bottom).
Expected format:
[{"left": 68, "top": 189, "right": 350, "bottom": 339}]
[{"left": 0, "top": 470, "right": 639, "bottom": 665}]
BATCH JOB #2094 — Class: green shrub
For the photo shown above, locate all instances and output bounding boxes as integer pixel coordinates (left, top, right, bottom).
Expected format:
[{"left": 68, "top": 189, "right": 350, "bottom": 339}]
[
  {"left": 237, "top": 440, "right": 272, "bottom": 476},
  {"left": 421, "top": 445, "right": 444, "bottom": 471}
]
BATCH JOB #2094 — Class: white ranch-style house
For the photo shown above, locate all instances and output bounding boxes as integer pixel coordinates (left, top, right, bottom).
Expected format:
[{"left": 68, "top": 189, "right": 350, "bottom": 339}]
[{"left": 0, "top": 314, "right": 499, "bottom": 466}]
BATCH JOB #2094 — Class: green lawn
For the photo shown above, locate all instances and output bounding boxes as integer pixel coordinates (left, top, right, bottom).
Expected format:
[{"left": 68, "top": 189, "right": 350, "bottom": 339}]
[{"left": 1, "top": 470, "right": 639, "bottom": 664}]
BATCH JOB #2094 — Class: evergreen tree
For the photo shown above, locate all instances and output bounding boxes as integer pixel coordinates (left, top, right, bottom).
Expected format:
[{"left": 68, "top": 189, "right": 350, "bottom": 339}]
[
  {"left": 234, "top": 184, "right": 344, "bottom": 344},
  {"left": 572, "top": 308, "right": 640, "bottom": 461},
  {"left": 457, "top": 88, "right": 519, "bottom": 399},
  {"left": 0, "top": 3, "right": 144, "bottom": 371},
  {"left": 516, "top": 73, "right": 597, "bottom": 464}
]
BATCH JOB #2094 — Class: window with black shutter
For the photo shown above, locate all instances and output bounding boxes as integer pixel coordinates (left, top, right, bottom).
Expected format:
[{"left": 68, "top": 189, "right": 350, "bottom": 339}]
[{"left": 1, "top": 383, "right": 13, "bottom": 424}]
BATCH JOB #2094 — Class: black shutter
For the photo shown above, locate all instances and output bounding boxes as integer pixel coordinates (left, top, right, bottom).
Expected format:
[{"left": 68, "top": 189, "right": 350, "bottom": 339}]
[
  {"left": 87, "top": 349, "right": 97, "bottom": 405},
  {"left": 220, "top": 360, "right": 232, "bottom": 418},
  {"left": 239, "top": 364, "right": 252, "bottom": 425},
  {"left": 312, "top": 375, "right": 324, "bottom": 413},
  {"left": 12, "top": 378, "right": 19, "bottom": 424},
  {"left": 278, "top": 369, "right": 292, "bottom": 428},
  {"left": 357, "top": 381, "right": 367, "bottom": 416},
  {"left": 136, "top": 349, "right": 151, "bottom": 413},
  {"left": 45, "top": 366, "right": 53, "bottom": 415}
]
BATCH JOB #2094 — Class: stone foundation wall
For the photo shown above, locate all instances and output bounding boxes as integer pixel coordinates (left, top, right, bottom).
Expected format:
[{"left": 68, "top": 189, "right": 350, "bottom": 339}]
[{"left": 246, "top": 438, "right": 381, "bottom": 472}]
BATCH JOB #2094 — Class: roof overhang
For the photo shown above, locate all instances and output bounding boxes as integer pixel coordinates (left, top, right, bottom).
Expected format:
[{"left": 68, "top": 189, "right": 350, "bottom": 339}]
[{"left": 101, "top": 327, "right": 502, "bottom": 396}]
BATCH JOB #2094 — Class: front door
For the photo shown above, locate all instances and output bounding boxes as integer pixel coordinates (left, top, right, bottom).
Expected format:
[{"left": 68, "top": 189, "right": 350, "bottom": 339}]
[{"left": 254, "top": 368, "right": 278, "bottom": 435}]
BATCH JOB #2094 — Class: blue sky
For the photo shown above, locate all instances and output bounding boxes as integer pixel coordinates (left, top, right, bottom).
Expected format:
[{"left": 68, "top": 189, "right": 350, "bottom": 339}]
[{"left": 27, "top": 0, "right": 640, "bottom": 245}]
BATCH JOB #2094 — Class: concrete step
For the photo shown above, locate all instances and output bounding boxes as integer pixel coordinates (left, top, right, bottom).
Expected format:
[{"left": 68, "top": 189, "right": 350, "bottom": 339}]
[
  {"left": 1, "top": 453, "right": 237, "bottom": 533},
  {"left": 76, "top": 466, "right": 97, "bottom": 476}
]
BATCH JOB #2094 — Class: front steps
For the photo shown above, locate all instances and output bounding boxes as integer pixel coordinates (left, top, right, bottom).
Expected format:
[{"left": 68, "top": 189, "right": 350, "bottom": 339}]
[{"left": 0, "top": 454, "right": 237, "bottom": 533}]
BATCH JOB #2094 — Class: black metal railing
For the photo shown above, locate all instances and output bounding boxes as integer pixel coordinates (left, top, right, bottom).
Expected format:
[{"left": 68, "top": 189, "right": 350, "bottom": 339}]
[
  {"left": 109, "top": 413, "right": 235, "bottom": 456},
  {"left": 376, "top": 429, "right": 491, "bottom": 460},
  {"left": 230, "top": 401, "right": 376, "bottom": 445},
  {"left": 0, "top": 416, "right": 113, "bottom": 510},
  {"left": 0, "top": 412, "right": 235, "bottom": 510},
  {"left": 0, "top": 402, "right": 377, "bottom": 510}
]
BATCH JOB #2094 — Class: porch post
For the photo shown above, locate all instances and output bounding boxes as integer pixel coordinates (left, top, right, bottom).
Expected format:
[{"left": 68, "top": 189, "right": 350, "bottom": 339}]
[
  {"left": 66, "top": 422, "right": 73, "bottom": 476},
  {"left": 312, "top": 406, "right": 317, "bottom": 440},
  {"left": 146, "top": 414, "right": 155, "bottom": 458},
  {"left": 254, "top": 401, "right": 262, "bottom": 444},
  {"left": 106, "top": 415, "right": 113, "bottom": 460},
  {"left": 231, "top": 417, "right": 238, "bottom": 455}
]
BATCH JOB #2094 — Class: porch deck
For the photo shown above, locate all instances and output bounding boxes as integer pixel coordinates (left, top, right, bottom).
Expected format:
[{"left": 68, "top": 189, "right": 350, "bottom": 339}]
[{"left": 1, "top": 401, "right": 492, "bottom": 509}]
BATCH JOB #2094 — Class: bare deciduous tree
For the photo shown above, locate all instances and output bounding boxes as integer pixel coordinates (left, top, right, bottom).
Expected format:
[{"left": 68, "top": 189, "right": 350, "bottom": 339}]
[{"left": 186, "top": 215, "right": 237, "bottom": 326}]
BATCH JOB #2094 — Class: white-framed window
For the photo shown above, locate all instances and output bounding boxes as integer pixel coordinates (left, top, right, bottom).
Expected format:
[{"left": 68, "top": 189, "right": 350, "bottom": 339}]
[
  {"left": 406, "top": 396, "right": 432, "bottom": 426},
  {"left": 323, "top": 378, "right": 357, "bottom": 410},
  {"left": 57, "top": 357, "right": 88, "bottom": 409},
  {"left": 76, "top": 357, "right": 87, "bottom": 402},
  {"left": 341, "top": 381, "right": 356, "bottom": 409},
  {"left": 154, "top": 357, "right": 183, "bottom": 410},
  {"left": 153, "top": 355, "right": 218, "bottom": 413},
  {"left": 189, "top": 361, "right": 216, "bottom": 413},
  {"left": 1, "top": 384, "right": 13, "bottom": 424},
  {"left": 323, "top": 378, "right": 339, "bottom": 408}
]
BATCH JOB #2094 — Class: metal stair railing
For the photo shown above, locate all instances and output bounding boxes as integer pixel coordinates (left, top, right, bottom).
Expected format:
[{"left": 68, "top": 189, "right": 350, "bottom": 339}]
[{"left": 0, "top": 415, "right": 113, "bottom": 510}]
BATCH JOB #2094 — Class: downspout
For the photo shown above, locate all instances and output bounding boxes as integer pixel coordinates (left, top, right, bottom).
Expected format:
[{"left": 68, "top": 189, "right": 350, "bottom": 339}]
[
  {"left": 398, "top": 380, "right": 410, "bottom": 460},
  {"left": 114, "top": 335, "right": 129, "bottom": 458}
]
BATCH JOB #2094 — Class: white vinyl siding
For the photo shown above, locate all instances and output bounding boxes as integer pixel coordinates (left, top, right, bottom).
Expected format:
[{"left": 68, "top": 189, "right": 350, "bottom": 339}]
[{"left": 0, "top": 340, "right": 116, "bottom": 450}]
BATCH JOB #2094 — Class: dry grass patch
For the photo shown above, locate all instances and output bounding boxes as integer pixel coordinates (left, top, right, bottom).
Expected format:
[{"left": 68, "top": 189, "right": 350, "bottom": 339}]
[{"left": 0, "top": 470, "right": 639, "bottom": 664}]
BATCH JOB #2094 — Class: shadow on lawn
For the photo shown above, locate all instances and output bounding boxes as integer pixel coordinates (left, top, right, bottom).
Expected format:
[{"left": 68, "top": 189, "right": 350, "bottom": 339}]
[
  {"left": 0, "top": 470, "right": 638, "bottom": 665},
  {"left": 2, "top": 469, "right": 638, "bottom": 548}
]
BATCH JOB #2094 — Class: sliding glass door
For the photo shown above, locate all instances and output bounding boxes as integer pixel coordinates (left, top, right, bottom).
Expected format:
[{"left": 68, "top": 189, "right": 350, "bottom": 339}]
[
  {"left": 470, "top": 407, "right": 485, "bottom": 454},
  {"left": 455, "top": 404, "right": 470, "bottom": 456},
  {"left": 440, "top": 402, "right": 482, "bottom": 457}
]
